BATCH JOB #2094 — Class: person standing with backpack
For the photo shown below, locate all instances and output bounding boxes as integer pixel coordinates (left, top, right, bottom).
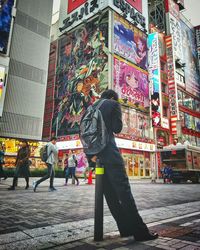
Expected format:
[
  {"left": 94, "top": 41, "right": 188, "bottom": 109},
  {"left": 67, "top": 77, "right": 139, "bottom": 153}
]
[
  {"left": 80, "top": 89, "right": 158, "bottom": 241},
  {"left": 65, "top": 150, "right": 79, "bottom": 186},
  {"left": 33, "top": 137, "right": 58, "bottom": 192}
]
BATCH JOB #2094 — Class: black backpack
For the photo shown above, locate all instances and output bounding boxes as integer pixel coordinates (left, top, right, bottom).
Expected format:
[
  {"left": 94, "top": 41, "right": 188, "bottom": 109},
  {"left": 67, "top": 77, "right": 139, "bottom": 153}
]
[{"left": 79, "top": 99, "right": 108, "bottom": 155}]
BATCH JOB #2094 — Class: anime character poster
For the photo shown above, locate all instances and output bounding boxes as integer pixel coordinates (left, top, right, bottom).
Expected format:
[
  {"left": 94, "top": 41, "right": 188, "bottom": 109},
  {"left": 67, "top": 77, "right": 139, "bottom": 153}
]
[
  {"left": 114, "top": 55, "right": 149, "bottom": 111},
  {"left": 52, "top": 12, "right": 108, "bottom": 136},
  {"left": 148, "top": 33, "right": 161, "bottom": 127},
  {"left": 181, "top": 20, "right": 200, "bottom": 97},
  {"left": 0, "top": 0, "right": 14, "bottom": 55},
  {"left": 113, "top": 13, "right": 148, "bottom": 71}
]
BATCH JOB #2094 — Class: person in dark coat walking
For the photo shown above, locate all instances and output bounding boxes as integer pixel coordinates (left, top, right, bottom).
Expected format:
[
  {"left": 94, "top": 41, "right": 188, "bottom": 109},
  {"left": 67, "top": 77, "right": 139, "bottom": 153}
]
[
  {"left": 95, "top": 89, "right": 158, "bottom": 241},
  {"left": 8, "top": 140, "right": 30, "bottom": 190}
]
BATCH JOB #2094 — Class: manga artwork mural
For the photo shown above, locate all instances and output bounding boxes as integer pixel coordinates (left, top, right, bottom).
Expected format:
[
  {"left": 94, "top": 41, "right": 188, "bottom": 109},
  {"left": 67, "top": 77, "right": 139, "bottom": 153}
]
[{"left": 52, "top": 13, "right": 108, "bottom": 136}]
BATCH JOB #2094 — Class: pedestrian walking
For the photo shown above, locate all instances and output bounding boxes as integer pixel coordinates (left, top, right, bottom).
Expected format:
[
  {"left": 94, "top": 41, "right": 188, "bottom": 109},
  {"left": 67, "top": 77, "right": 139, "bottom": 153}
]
[
  {"left": 8, "top": 141, "right": 30, "bottom": 190},
  {"left": 65, "top": 150, "right": 79, "bottom": 186},
  {"left": 33, "top": 137, "right": 58, "bottom": 192},
  {"left": 85, "top": 89, "right": 158, "bottom": 241},
  {"left": 0, "top": 144, "right": 7, "bottom": 180},
  {"left": 64, "top": 153, "right": 69, "bottom": 186}
]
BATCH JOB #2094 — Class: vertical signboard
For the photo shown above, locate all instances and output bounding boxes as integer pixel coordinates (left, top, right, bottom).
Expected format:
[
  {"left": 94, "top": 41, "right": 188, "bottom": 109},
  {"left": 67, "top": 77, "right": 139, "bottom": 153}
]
[
  {"left": 195, "top": 25, "right": 200, "bottom": 74},
  {"left": 181, "top": 21, "right": 200, "bottom": 97},
  {"left": 0, "top": 0, "right": 14, "bottom": 55},
  {"left": 165, "top": 36, "right": 179, "bottom": 135},
  {"left": 0, "top": 65, "right": 6, "bottom": 116},
  {"left": 148, "top": 33, "right": 162, "bottom": 127}
]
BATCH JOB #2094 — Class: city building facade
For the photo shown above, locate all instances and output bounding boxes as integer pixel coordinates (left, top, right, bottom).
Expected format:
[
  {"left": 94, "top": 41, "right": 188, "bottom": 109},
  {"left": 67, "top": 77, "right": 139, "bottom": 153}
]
[{"left": 0, "top": 0, "right": 53, "bottom": 169}]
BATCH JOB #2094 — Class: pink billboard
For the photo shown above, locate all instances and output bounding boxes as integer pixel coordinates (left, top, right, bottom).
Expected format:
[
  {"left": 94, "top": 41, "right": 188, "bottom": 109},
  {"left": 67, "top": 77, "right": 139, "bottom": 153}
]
[{"left": 114, "top": 55, "right": 149, "bottom": 111}]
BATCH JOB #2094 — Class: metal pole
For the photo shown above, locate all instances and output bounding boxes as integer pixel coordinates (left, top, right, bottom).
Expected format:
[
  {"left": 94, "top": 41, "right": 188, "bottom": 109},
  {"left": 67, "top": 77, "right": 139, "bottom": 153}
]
[{"left": 94, "top": 159, "right": 104, "bottom": 241}]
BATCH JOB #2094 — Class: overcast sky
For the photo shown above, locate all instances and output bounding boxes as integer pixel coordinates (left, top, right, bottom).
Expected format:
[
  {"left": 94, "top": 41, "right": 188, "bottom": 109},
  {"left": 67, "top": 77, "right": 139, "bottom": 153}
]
[
  {"left": 52, "top": 0, "right": 200, "bottom": 27},
  {"left": 182, "top": 0, "right": 200, "bottom": 26}
]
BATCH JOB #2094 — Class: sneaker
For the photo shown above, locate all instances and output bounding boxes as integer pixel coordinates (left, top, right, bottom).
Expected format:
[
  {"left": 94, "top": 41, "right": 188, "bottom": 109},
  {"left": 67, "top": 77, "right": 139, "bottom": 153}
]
[
  {"left": 25, "top": 185, "right": 29, "bottom": 190},
  {"left": 49, "top": 187, "right": 57, "bottom": 192},
  {"left": 32, "top": 181, "right": 37, "bottom": 192},
  {"left": 64, "top": 183, "right": 67, "bottom": 186},
  {"left": 8, "top": 186, "right": 15, "bottom": 190}
]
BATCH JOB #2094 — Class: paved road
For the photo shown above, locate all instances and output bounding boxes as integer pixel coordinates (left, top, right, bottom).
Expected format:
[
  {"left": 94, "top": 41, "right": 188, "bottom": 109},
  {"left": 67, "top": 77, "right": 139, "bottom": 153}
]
[{"left": 0, "top": 178, "right": 200, "bottom": 249}]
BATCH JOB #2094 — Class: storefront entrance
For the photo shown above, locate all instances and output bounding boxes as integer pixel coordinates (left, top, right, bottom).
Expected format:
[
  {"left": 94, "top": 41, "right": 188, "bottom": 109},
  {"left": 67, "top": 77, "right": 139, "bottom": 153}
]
[{"left": 121, "top": 149, "right": 151, "bottom": 178}]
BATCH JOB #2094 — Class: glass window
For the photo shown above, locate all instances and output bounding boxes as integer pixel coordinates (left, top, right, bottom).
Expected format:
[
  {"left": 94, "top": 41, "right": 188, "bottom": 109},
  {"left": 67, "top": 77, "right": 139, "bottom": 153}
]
[
  {"left": 163, "top": 106, "right": 168, "bottom": 117},
  {"left": 183, "top": 93, "right": 193, "bottom": 109},
  {"left": 177, "top": 90, "right": 183, "bottom": 105}
]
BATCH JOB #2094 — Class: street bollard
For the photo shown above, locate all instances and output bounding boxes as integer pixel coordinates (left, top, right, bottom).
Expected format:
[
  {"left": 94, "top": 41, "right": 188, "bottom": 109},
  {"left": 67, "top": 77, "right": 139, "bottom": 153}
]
[{"left": 94, "top": 160, "right": 104, "bottom": 241}]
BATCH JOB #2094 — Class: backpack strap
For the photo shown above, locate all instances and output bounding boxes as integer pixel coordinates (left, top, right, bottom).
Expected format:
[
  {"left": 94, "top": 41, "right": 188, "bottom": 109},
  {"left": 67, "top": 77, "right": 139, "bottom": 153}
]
[{"left": 94, "top": 99, "right": 106, "bottom": 110}]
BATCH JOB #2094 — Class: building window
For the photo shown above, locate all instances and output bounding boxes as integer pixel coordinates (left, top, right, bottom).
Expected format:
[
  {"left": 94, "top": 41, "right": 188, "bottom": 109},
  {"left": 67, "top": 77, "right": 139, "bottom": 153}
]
[{"left": 163, "top": 106, "right": 168, "bottom": 117}]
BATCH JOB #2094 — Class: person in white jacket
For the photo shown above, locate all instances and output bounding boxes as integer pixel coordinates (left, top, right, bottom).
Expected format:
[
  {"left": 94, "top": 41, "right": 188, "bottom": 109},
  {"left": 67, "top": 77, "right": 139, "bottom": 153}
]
[{"left": 33, "top": 137, "right": 58, "bottom": 192}]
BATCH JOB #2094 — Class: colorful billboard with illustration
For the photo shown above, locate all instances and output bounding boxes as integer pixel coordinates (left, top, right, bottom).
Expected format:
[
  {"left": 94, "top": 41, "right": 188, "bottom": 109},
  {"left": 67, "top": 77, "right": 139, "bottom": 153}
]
[
  {"left": 181, "top": 20, "right": 200, "bottom": 97},
  {"left": 0, "top": 0, "right": 14, "bottom": 55},
  {"left": 52, "top": 12, "right": 108, "bottom": 136},
  {"left": 148, "top": 33, "right": 161, "bottom": 127},
  {"left": 114, "top": 13, "right": 148, "bottom": 71},
  {"left": 114, "top": 55, "right": 149, "bottom": 111}
]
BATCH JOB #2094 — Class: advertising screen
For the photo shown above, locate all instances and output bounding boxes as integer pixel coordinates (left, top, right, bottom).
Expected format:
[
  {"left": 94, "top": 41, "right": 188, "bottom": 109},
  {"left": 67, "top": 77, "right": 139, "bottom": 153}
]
[
  {"left": 0, "top": 0, "right": 14, "bottom": 55},
  {"left": 148, "top": 33, "right": 161, "bottom": 127},
  {"left": 114, "top": 13, "right": 148, "bottom": 70},
  {"left": 181, "top": 20, "right": 200, "bottom": 97},
  {"left": 52, "top": 13, "right": 108, "bottom": 136},
  {"left": 114, "top": 55, "right": 149, "bottom": 111}
]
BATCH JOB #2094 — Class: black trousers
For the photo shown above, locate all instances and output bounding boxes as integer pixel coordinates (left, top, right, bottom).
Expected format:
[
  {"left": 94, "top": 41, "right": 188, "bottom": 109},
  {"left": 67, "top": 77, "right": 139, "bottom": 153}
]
[
  {"left": 0, "top": 164, "right": 7, "bottom": 178},
  {"left": 103, "top": 163, "right": 148, "bottom": 237},
  {"left": 36, "top": 163, "right": 54, "bottom": 188},
  {"left": 11, "top": 165, "right": 29, "bottom": 188}
]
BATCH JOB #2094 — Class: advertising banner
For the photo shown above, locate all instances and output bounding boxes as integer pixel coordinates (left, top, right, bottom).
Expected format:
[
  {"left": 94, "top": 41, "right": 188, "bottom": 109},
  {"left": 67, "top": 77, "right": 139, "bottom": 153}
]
[
  {"left": 166, "top": 13, "right": 183, "bottom": 60},
  {"left": 181, "top": 20, "right": 200, "bottom": 97},
  {"left": 114, "top": 55, "right": 149, "bottom": 111},
  {"left": 0, "top": 0, "right": 14, "bottom": 55},
  {"left": 195, "top": 25, "right": 200, "bottom": 75},
  {"left": 114, "top": 13, "right": 148, "bottom": 70},
  {"left": 148, "top": 33, "right": 161, "bottom": 127},
  {"left": 165, "top": 35, "right": 179, "bottom": 135},
  {"left": 52, "top": 13, "right": 108, "bottom": 137}
]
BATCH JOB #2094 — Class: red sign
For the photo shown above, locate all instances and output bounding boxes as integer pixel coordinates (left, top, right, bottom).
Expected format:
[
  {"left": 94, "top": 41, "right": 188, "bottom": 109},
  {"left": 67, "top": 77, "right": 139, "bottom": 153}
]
[
  {"left": 165, "top": 0, "right": 179, "bottom": 19},
  {"left": 67, "top": 0, "right": 87, "bottom": 14},
  {"left": 126, "top": 0, "right": 142, "bottom": 13}
]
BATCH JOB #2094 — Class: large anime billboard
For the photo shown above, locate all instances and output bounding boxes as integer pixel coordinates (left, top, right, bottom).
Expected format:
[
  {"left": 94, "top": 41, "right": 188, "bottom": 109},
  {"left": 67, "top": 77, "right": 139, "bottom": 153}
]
[
  {"left": 181, "top": 20, "right": 200, "bottom": 97},
  {"left": 113, "top": 55, "right": 149, "bottom": 112},
  {"left": 0, "top": 0, "right": 14, "bottom": 55},
  {"left": 52, "top": 13, "right": 108, "bottom": 136},
  {"left": 114, "top": 13, "right": 148, "bottom": 71}
]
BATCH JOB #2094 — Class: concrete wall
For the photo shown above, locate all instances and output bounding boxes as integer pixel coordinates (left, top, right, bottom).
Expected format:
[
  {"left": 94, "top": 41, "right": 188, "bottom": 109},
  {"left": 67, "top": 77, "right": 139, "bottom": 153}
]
[{"left": 0, "top": 0, "right": 53, "bottom": 140}]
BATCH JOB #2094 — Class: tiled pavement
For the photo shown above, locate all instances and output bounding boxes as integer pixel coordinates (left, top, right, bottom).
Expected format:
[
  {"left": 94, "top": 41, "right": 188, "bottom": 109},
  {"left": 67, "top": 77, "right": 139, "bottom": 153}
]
[{"left": 1, "top": 178, "right": 200, "bottom": 249}]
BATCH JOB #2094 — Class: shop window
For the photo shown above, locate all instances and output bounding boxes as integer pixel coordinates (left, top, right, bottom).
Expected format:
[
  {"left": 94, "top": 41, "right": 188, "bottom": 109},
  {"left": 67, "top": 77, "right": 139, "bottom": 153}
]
[
  {"left": 195, "top": 100, "right": 200, "bottom": 112},
  {"left": 163, "top": 106, "right": 168, "bottom": 117},
  {"left": 161, "top": 83, "right": 166, "bottom": 93},
  {"left": 160, "top": 61, "right": 166, "bottom": 71},
  {"left": 177, "top": 90, "right": 183, "bottom": 105},
  {"left": 183, "top": 93, "right": 193, "bottom": 109}
]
